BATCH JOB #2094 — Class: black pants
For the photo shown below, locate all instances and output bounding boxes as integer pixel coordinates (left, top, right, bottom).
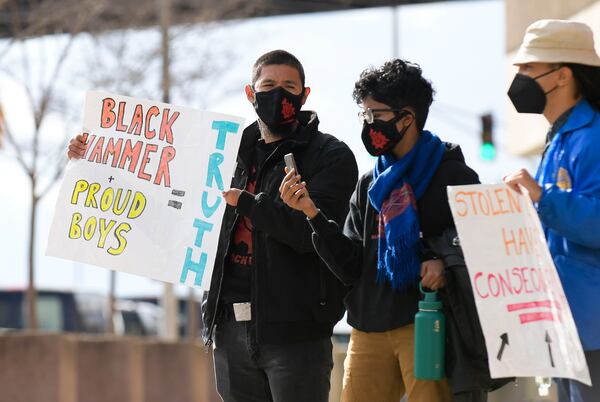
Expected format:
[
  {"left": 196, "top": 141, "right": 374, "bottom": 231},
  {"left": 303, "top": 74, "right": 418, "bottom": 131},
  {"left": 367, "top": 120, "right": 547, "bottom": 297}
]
[
  {"left": 555, "top": 349, "right": 600, "bottom": 402},
  {"left": 453, "top": 390, "right": 488, "bottom": 402},
  {"left": 213, "top": 313, "right": 333, "bottom": 402}
]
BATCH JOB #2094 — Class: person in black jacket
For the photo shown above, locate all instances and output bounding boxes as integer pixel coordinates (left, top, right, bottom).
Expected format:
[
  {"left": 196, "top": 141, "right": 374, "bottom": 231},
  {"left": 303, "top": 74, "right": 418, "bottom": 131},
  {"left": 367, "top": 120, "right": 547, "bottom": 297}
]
[
  {"left": 201, "top": 50, "right": 358, "bottom": 402},
  {"left": 280, "top": 59, "right": 486, "bottom": 402}
]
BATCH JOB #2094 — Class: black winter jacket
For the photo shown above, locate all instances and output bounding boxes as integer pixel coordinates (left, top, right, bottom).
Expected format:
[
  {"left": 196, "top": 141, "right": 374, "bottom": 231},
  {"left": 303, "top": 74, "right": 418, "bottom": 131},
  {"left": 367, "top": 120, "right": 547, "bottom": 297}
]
[
  {"left": 425, "top": 228, "right": 512, "bottom": 394},
  {"left": 202, "top": 111, "right": 358, "bottom": 346}
]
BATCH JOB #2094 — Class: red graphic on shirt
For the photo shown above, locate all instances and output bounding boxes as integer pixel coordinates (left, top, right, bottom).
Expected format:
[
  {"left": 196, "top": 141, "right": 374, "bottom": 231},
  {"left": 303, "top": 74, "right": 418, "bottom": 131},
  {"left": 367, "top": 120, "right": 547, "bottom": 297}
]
[
  {"left": 230, "top": 166, "right": 256, "bottom": 266},
  {"left": 369, "top": 128, "right": 389, "bottom": 150},
  {"left": 232, "top": 217, "right": 254, "bottom": 255},
  {"left": 281, "top": 98, "right": 296, "bottom": 121},
  {"left": 380, "top": 183, "right": 416, "bottom": 225}
]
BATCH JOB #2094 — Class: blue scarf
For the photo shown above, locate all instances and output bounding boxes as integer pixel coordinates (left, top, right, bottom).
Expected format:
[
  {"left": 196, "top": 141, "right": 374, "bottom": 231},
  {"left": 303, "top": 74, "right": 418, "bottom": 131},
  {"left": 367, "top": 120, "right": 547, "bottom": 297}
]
[{"left": 368, "top": 131, "right": 445, "bottom": 289}]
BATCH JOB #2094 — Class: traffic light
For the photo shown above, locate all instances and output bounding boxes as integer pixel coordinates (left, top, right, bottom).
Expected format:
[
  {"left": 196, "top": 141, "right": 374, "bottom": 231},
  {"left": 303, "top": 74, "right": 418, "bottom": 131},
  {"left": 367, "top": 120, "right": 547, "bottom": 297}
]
[{"left": 480, "top": 113, "right": 495, "bottom": 161}]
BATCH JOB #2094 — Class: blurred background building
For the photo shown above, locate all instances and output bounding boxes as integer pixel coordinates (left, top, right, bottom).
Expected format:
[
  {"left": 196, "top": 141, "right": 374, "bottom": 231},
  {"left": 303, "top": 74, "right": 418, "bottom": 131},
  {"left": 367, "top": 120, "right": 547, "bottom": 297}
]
[{"left": 0, "top": 0, "right": 597, "bottom": 400}]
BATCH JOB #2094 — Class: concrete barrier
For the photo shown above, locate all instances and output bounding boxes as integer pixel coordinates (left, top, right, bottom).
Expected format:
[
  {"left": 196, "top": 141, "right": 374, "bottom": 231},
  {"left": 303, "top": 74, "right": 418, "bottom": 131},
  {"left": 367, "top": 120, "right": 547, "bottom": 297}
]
[
  {"left": 0, "top": 333, "right": 76, "bottom": 402},
  {"left": 142, "top": 341, "right": 220, "bottom": 402},
  {"left": 0, "top": 334, "right": 219, "bottom": 402},
  {"left": 76, "top": 336, "right": 144, "bottom": 402},
  {"left": 0, "top": 334, "right": 561, "bottom": 402}
]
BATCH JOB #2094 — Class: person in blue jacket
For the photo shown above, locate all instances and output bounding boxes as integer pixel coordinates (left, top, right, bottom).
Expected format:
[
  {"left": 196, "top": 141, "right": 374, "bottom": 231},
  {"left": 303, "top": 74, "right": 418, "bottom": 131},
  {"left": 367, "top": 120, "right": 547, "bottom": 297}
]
[{"left": 504, "top": 19, "right": 600, "bottom": 402}]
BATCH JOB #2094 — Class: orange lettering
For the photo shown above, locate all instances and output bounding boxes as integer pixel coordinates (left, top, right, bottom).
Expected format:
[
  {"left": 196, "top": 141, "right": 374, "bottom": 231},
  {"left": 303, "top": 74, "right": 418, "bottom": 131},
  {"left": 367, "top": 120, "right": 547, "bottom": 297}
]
[
  {"left": 145, "top": 106, "right": 160, "bottom": 140},
  {"left": 159, "top": 109, "right": 179, "bottom": 144},
  {"left": 137, "top": 144, "right": 158, "bottom": 181},
  {"left": 100, "top": 98, "right": 116, "bottom": 128}
]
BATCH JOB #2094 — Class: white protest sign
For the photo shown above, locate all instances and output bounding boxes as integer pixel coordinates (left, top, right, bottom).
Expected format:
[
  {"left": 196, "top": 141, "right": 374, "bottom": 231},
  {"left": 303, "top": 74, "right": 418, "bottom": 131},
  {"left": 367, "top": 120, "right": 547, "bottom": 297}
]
[
  {"left": 47, "top": 91, "right": 244, "bottom": 290},
  {"left": 447, "top": 184, "right": 590, "bottom": 385}
]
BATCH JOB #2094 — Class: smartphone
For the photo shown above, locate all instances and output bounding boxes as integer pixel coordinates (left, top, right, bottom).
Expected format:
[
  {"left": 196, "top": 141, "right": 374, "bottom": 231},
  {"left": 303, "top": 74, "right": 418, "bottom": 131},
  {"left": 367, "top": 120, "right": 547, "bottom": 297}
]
[
  {"left": 284, "top": 153, "right": 304, "bottom": 199},
  {"left": 284, "top": 153, "right": 299, "bottom": 175}
]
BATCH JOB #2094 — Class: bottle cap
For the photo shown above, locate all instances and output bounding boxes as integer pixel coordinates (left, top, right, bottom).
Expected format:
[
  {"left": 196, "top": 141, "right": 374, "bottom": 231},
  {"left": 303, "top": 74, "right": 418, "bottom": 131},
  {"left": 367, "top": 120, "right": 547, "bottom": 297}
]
[{"left": 419, "top": 282, "right": 442, "bottom": 310}]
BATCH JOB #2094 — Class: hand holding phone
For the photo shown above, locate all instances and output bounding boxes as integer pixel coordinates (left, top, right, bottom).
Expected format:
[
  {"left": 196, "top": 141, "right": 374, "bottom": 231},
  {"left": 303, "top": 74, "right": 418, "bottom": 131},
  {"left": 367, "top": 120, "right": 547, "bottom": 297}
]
[
  {"left": 280, "top": 154, "right": 319, "bottom": 219},
  {"left": 284, "top": 153, "right": 302, "bottom": 199},
  {"left": 284, "top": 153, "right": 299, "bottom": 175}
]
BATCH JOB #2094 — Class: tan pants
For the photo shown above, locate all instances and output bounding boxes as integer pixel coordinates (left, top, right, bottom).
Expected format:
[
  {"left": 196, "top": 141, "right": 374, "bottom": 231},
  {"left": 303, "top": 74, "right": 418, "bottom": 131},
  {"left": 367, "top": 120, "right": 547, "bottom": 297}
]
[{"left": 341, "top": 325, "right": 453, "bottom": 402}]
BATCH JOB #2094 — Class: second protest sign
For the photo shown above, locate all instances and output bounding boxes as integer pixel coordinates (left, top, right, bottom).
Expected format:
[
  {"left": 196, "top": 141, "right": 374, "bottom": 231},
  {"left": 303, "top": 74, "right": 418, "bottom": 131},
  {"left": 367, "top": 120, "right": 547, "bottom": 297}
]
[{"left": 447, "top": 183, "right": 590, "bottom": 384}]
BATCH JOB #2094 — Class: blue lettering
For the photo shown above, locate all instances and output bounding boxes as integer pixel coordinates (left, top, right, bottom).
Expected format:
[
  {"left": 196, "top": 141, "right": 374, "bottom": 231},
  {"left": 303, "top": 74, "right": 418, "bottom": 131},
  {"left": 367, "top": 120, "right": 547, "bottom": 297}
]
[
  {"left": 180, "top": 248, "right": 207, "bottom": 286},
  {"left": 206, "top": 152, "right": 224, "bottom": 190},
  {"left": 192, "top": 218, "right": 213, "bottom": 248},
  {"left": 211, "top": 120, "right": 240, "bottom": 151},
  {"left": 201, "top": 191, "right": 222, "bottom": 218},
  {"left": 181, "top": 121, "right": 239, "bottom": 288}
]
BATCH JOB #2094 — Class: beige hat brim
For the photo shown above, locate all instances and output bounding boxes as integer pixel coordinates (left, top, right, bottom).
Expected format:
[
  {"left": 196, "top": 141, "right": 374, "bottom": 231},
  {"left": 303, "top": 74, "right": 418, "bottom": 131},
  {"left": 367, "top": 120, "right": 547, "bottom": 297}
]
[{"left": 513, "top": 46, "right": 600, "bottom": 67}]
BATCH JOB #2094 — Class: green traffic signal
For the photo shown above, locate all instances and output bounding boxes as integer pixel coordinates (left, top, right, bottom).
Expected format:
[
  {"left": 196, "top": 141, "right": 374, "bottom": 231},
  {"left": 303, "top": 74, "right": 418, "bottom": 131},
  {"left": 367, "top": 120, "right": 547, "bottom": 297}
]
[{"left": 480, "top": 142, "right": 496, "bottom": 161}]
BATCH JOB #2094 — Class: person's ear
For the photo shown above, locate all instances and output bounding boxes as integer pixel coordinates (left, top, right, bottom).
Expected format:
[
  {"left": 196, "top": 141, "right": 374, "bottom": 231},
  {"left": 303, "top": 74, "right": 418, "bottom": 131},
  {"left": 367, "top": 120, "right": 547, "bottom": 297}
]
[
  {"left": 557, "top": 65, "right": 574, "bottom": 88},
  {"left": 245, "top": 84, "right": 255, "bottom": 104},
  {"left": 301, "top": 87, "right": 311, "bottom": 105},
  {"left": 395, "top": 109, "right": 415, "bottom": 133},
  {"left": 404, "top": 113, "right": 415, "bottom": 128},
  {"left": 402, "top": 108, "right": 416, "bottom": 128}
]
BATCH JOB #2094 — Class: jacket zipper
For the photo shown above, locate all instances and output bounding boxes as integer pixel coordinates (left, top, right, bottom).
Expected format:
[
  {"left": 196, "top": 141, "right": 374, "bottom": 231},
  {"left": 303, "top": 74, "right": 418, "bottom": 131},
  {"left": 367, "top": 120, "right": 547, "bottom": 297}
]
[
  {"left": 206, "top": 140, "right": 297, "bottom": 348},
  {"left": 319, "top": 268, "right": 327, "bottom": 307},
  {"left": 244, "top": 143, "right": 285, "bottom": 343},
  {"left": 204, "top": 170, "right": 248, "bottom": 351}
]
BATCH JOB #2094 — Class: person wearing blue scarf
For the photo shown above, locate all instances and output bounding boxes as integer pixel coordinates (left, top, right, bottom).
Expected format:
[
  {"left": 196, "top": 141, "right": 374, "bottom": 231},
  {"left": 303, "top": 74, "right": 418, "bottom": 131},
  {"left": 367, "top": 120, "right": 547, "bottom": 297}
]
[
  {"left": 280, "top": 59, "right": 485, "bottom": 402},
  {"left": 504, "top": 20, "right": 600, "bottom": 402},
  {"left": 369, "top": 131, "right": 445, "bottom": 289}
]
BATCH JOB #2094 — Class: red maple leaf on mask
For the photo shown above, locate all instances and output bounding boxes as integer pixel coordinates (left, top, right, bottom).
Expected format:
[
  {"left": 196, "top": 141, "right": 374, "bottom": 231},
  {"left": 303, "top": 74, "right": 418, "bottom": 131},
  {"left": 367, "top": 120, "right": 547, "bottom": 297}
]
[
  {"left": 281, "top": 98, "right": 296, "bottom": 120},
  {"left": 369, "top": 128, "right": 389, "bottom": 149}
]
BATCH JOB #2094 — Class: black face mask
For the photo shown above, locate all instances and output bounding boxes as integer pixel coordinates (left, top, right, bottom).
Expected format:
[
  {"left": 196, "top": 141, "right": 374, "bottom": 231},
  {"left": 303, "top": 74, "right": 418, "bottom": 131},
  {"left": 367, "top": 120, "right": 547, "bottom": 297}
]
[
  {"left": 507, "top": 68, "right": 560, "bottom": 114},
  {"left": 254, "top": 86, "right": 304, "bottom": 136},
  {"left": 361, "top": 111, "right": 412, "bottom": 156}
]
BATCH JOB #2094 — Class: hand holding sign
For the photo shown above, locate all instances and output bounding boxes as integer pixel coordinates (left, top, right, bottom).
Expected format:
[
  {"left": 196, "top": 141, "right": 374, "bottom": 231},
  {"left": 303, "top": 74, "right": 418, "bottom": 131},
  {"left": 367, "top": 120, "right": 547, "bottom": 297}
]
[
  {"left": 222, "top": 188, "right": 243, "bottom": 207},
  {"left": 67, "top": 133, "right": 88, "bottom": 159},
  {"left": 503, "top": 168, "right": 542, "bottom": 203}
]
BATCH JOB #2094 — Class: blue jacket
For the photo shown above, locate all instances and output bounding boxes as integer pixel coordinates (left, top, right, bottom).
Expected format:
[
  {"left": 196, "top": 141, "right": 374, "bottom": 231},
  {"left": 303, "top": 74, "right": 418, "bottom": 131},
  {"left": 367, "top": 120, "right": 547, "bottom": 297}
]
[{"left": 537, "top": 99, "right": 600, "bottom": 350}]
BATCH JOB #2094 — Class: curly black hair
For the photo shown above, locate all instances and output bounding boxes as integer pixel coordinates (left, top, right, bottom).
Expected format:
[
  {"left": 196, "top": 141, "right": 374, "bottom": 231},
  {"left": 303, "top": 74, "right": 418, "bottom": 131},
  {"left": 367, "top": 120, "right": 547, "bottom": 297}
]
[{"left": 353, "top": 59, "right": 435, "bottom": 130}]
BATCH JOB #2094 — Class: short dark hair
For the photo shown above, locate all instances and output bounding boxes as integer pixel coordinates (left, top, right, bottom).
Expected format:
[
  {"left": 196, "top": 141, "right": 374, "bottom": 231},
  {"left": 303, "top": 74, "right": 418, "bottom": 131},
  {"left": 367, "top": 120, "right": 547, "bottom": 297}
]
[
  {"left": 252, "top": 49, "right": 306, "bottom": 87},
  {"left": 353, "top": 59, "right": 435, "bottom": 130}
]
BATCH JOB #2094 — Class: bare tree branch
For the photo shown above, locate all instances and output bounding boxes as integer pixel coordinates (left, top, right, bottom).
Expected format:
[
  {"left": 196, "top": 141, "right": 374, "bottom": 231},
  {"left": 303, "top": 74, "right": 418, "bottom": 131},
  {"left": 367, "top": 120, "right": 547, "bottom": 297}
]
[
  {"left": 3, "top": 123, "right": 30, "bottom": 174},
  {"left": 34, "top": 35, "right": 76, "bottom": 127},
  {"left": 0, "top": 0, "right": 251, "bottom": 331},
  {"left": 37, "top": 146, "right": 68, "bottom": 199}
]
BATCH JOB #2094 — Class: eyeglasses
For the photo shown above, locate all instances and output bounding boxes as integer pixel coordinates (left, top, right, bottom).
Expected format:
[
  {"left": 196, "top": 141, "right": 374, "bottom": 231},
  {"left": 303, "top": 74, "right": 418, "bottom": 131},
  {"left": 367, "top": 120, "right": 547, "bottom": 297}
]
[{"left": 357, "top": 108, "right": 407, "bottom": 124}]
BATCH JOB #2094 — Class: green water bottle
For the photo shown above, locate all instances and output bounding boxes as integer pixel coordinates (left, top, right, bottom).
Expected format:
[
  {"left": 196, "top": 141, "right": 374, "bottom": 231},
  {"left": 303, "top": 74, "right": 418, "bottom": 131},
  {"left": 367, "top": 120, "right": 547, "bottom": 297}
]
[{"left": 414, "top": 282, "right": 445, "bottom": 380}]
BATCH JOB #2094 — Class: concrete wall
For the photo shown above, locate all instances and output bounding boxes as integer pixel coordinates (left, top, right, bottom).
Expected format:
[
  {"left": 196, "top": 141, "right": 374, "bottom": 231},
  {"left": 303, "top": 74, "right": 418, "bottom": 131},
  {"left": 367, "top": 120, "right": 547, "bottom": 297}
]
[
  {"left": 0, "top": 334, "right": 219, "bottom": 402},
  {"left": 76, "top": 336, "right": 144, "bottom": 402},
  {"left": 142, "top": 341, "right": 219, "bottom": 402},
  {"left": 0, "top": 334, "right": 76, "bottom": 402},
  {"left": 506, "top": 0, "right": 599, "bottom": 52},
  {"left": 0, "top": 333, "right": 564, "bottom": 402},
  {"left": 505, "top": 0, "right": 600, "bottom": 156}
]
